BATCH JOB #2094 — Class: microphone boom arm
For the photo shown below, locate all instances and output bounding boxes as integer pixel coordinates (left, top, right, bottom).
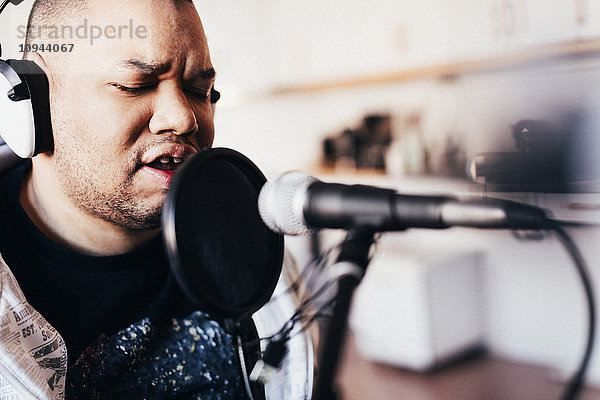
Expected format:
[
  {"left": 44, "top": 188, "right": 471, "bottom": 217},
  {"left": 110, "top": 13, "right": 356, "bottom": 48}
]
[{"left": 313, "top": 228, "right": 376, "bottom": 400}]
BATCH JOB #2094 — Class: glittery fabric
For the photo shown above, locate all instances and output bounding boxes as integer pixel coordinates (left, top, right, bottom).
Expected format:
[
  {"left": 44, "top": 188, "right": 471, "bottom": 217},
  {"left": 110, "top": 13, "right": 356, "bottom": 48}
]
[{"left": 66, "top": 311, "right": 244, "bottom": 399}]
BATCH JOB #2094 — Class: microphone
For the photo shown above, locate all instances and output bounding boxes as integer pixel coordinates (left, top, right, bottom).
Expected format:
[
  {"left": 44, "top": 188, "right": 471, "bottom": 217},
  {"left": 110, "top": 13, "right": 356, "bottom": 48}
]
[{"left": 258, "top": 171, "right": 549, "bottom": 235}]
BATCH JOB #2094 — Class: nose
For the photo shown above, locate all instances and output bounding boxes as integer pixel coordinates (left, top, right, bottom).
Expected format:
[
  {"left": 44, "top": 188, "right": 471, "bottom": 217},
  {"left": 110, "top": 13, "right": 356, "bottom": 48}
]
[{"left": 149, "top": 84, "right": 199, "bottom": 137}]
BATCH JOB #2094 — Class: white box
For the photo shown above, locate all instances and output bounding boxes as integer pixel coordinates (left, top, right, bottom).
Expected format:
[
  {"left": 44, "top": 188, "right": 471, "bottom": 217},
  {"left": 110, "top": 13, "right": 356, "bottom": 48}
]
[{"left": 349, "top": 249, "right": 485, "bottom": 371}]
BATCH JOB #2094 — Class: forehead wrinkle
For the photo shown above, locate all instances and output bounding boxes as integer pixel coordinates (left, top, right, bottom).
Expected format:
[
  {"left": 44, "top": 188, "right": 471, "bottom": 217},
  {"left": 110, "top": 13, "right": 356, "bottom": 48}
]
[{"left": 117, "top": 60, "right": 216, "bottom": 81}]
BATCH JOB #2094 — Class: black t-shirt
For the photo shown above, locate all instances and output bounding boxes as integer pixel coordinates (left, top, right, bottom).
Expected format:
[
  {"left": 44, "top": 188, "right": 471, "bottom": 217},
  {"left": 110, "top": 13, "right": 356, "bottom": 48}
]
[{"left": 0, "top": 161, "right": 245, "bottom": 399}]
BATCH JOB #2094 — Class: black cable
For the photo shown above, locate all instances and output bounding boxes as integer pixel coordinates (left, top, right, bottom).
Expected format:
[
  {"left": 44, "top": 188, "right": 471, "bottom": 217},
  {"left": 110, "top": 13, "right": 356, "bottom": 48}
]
[
  {"left": 266, "top": 276, "right": 338, "bottom": 342},
  {"left": 283, "top": 294, "right": 337, "bottom": 341},
  {"left": 293, "top": 303, "right": 335, "bottom": 337},
  {"left": 249, "top": 234, "right": 377, "bottom": 355},
  {"left": 268, "top": 245, "right": 336, "bottom": 304},
  {"left": 243, "top": 267, "right": 339, "bottom": 349},
  {"left": 546, "top": 220, "right": 596, "bottom": 400},
  {"left": 246, "top": 263, "right": 340, "bottom": 384}
]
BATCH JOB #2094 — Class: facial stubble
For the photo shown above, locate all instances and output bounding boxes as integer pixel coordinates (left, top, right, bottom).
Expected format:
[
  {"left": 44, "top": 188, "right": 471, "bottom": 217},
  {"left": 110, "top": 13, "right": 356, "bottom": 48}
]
[{"left": 51, "top": 136, "right": 164, "bottom": 231}]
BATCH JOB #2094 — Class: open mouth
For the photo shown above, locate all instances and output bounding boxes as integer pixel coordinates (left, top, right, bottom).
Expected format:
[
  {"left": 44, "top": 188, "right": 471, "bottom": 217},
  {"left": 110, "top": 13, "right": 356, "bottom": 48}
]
[
  {"left": 140, "top": 145, "right": 197, "bottom": 188},
  {"left": 145, "top": 155, "right": 185, "bottom": 171}
]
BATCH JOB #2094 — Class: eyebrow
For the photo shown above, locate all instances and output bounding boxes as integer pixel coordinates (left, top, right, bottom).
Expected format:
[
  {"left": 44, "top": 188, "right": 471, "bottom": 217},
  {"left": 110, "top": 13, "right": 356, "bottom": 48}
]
[
  {"left": 118, "top": 59, "right": 216, "bottom": 80},
  {"left": 119, "top": 59, "right": 169, "bottom": 74}
]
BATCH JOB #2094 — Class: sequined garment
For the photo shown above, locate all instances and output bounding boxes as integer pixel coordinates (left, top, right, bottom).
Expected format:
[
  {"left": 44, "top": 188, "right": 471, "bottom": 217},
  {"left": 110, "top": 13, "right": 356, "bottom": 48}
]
[{"left": 67, "top": 311, "right": 244, "bottom": 399}]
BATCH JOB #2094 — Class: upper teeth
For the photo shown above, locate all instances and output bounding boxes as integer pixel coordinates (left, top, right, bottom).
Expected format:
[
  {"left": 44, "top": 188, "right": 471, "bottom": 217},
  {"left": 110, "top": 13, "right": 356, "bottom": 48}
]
[{"left": 158, "top": 156, "right": 183, "bottom": 164}]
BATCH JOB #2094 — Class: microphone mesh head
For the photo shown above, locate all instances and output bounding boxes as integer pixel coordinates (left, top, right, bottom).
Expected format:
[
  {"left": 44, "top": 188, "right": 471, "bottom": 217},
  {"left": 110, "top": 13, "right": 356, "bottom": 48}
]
[{"left": 258, "top": 171, "right": 317, "bottom": 236}]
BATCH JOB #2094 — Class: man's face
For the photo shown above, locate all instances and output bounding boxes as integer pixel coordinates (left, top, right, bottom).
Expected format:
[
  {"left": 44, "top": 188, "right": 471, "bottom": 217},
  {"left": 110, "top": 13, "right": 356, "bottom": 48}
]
[{"left": 42, "top": 0, "right": 215, "bottom": 230}]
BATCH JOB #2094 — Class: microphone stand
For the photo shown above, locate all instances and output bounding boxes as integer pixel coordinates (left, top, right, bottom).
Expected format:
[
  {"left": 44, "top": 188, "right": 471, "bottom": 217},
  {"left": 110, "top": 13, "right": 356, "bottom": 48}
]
[{"left": 313, "top": 228, "right": 377, "bottom": 400}]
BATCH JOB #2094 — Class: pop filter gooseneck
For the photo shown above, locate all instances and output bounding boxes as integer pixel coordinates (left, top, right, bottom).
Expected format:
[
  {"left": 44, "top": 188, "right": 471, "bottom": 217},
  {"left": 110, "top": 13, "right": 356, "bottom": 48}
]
[{"left": 162, "top": 147, "right": 284, "bottom": 322}]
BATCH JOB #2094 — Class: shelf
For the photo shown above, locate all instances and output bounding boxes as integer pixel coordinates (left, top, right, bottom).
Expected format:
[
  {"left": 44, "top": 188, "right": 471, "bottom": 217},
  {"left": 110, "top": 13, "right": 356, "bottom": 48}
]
[{"left": 272, "top": 38, "right": 600, "bottom": 95}]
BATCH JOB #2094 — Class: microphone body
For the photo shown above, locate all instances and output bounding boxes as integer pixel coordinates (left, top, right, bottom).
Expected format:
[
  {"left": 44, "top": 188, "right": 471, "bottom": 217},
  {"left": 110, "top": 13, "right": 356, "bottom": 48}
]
[{"left": 258, "top": 172, "right": 548, "bottom": 235}]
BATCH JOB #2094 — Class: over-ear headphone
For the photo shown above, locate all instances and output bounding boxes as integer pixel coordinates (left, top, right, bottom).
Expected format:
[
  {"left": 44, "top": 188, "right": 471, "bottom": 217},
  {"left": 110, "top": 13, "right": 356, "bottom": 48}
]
[
  {"left": 0, "top": 59, "right": 53, "bottom": 158},
  {"left": 0, "top": 0, "right": 52, "bottom": 170}
]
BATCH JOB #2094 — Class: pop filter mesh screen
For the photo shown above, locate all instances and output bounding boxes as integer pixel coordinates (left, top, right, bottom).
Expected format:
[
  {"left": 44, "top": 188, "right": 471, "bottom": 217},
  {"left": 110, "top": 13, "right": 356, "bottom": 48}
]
[{"left": 168, "top": 150, "right": 283, "bottom": 320}]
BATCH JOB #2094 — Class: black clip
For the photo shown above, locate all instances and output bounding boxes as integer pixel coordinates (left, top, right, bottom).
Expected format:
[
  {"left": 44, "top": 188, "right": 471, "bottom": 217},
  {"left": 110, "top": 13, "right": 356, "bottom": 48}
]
[
  {"left": 7, "top": 82, "right": 30, "bottom": 102},
  {"left": 249, "top": 337, "right": 288, "bottom": 384}
]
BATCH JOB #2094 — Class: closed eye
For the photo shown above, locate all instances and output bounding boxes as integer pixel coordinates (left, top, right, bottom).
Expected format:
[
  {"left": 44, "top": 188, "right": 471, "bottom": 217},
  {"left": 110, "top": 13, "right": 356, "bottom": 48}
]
[
  {"left": 109, "top": 83, "right": 154, "bottom": 95},
  {"left": 109, "top": 82, "right": 219, "bottom": 103},
  {"left": 185, "top": 87, "right": 210, "bottom": 101},
  {"left": 184, "top": 87, "right": 220, "bottom": 104}
]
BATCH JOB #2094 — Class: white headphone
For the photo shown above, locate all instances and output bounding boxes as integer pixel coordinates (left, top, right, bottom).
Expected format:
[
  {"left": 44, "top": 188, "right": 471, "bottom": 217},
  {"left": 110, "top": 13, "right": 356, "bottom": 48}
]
[
  {"left": 0, "top": 59, "right": 53, "bottom": 159},
  {"left": 0, "top": 0, "right": 52, "bottom": 169}
]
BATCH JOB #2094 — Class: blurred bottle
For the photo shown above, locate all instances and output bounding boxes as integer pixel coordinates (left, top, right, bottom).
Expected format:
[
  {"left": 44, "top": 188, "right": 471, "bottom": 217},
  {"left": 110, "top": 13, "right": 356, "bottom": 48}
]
[{"left": 386, "top": 112, "right": 428, "bottom": 176}]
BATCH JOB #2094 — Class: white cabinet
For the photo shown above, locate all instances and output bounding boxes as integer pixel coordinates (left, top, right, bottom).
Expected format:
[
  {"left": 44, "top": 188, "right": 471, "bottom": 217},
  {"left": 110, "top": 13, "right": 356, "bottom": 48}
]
[
  {"left": 572, "top": 0, "right": 600, "bottom": 39},
  {"left": 262, "top": 0, "right": 600, "bottom": 91},
  {"left": 196, "top": 1, "right": 600, "bottom": 94},
  {"left": 264, "top": 1, "right": 415, "bottom": 87}
]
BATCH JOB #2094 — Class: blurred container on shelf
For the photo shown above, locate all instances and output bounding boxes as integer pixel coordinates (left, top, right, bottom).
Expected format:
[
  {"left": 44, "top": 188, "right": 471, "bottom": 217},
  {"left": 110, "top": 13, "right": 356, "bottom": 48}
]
[{"left": 322, "top": 113, "right": 392, "bottom": 172}]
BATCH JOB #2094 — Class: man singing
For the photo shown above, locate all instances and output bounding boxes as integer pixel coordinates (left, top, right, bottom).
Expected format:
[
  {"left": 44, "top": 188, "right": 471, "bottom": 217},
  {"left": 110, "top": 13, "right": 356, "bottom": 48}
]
[{"left": 0, "top": 0, "right": 250, "bottom": 398}]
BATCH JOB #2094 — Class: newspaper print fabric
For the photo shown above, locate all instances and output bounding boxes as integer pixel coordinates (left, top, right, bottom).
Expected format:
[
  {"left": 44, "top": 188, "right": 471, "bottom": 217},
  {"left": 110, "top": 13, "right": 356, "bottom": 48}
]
[{"left": 0, "top": 254, "right": 67, "bottom": 400}]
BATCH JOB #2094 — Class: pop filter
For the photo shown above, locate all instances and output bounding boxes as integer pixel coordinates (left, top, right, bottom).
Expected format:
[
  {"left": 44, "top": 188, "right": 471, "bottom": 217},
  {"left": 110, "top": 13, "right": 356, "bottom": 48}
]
[{"left": 163, "top": 148, "right": 284, "bottom": 321}]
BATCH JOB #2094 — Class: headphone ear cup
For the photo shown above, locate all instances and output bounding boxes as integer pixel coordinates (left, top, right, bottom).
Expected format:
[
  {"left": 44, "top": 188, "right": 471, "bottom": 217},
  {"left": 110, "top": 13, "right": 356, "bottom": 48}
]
[
  {"left": 13, "top": 60, "right": 53, "bottom": 156},
  {"left": 0, "top": 59, "right": 52, "bottom": 158},
  {"left": 0, "top": 60, "right": 36, "bottom": 158}
]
